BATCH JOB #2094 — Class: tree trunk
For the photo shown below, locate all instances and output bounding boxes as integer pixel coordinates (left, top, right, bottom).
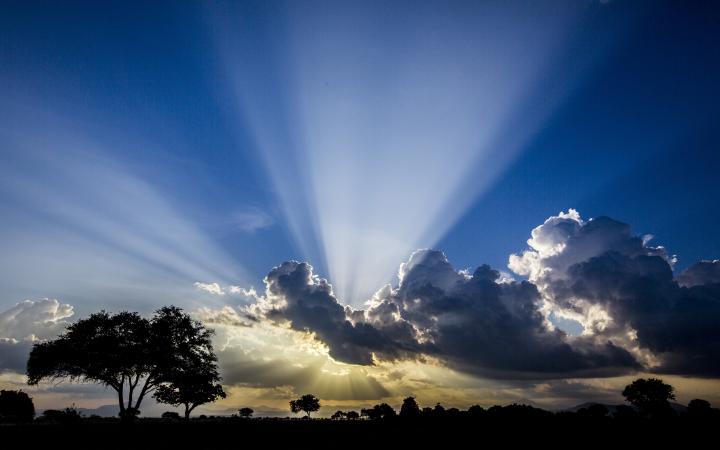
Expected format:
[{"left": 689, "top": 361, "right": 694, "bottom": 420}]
[{"left": 184, "top": 404, "right": 191, "bottom": 421}]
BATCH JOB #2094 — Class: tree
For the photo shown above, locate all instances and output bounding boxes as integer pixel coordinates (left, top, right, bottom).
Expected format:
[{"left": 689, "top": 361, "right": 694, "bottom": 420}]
[
  {"left": 688, "top": 399, "right": 712, "bottom": 418},
  {"left": 151, "top": 307, "right": 225, "bottom": 420},
  {"left": 0, "top": 390, "right": 35, "bottom": 423},
  {"left": 290, "top": 394, "right": 321, "bottom": 417},
  {"left": 154, "top": 376, "right": 225, "bottom": 420},
  {"left": 361, "top": 403, "right": 396, "bottom": 420},
  {"left": 331, "top": 410, "right": 347, "bottom": 420},
  {"left": 161, "top": 411, "right": 181, "bottom": 420},
  {"left": 346, "top": 410, "right": 360, "bottom": 420},
  {"left": 27, "top": 306, "right": 220, "bottom": 422},
  {"left": 399, "top": 396, "right": 421, "bottom": 419},
  {"left": 238, "top": 407, "right": 254, "bottom": 418},
  {"left": 467, "top": 405, "right": 485, "bottom": 417},
  {"left": 622, "top": 378, "right": 675, "bottom": 417}
]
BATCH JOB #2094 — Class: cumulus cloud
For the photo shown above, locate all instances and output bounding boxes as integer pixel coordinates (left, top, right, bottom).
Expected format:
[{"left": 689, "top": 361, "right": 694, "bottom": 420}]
[
  {"left": 223, "top": 251, "right": 637, "bottom": 379},
  {"left": 0, "top": 299, "right": 74, "bottom": 341},
  {"left": 677, "top": 260, "right": 720, "bottom": 287},
  {"left": 200, "top": 209, "right": 720, "bottom": 384},
  {"left": 0, "top": 298, "right": 74, "bottom": 372},
  {"left": 510, "top": 210, "right": 720, "bottom": 377}
]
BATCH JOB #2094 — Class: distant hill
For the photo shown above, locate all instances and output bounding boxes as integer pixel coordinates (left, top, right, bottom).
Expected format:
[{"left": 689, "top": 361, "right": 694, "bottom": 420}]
[
  {"left": 564, "top": 402, "right": 688, "bottom": 414},
  {"left": 47, "top": 404, "right": 292, "bottom": 418}
]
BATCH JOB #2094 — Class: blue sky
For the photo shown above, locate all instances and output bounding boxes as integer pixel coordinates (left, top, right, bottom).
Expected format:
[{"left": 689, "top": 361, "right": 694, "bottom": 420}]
[{"left": 1, "top": 0, "right": 719, "bottom": 310}]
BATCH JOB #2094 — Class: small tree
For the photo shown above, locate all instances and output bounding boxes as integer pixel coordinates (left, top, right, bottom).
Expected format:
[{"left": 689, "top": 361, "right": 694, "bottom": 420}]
[
  {"left": 238, "top": 407, "right": 254, "bottom": 418},
  {"left": 0, "top": 390, "right": 35, "bottom": 423},
  {"left": 152, "top": 307, "right": 225, "bottom": 420},
  {"left": 290, "top": 394, "right": 321, "bottom": 417},
  {"left": 400, "top": 396, "right": 421, "bottom": 418},
  {"left": 622, "top": 378, "right": 675, "bottom": 417},
  {"left": 346, "top": 410, "right": 360, "bottom": 420},
  {"left": 154, "top": 376, "right": 225, "bottom": 420},
  {"left": 687, "top": 399, "right": 712, "bottom": 418},
  {"left": 331, "top": 410, "right": 346, "bottom": 420},
  {"left": 361, "top": 403, "right": 396, "bottom": 420}
]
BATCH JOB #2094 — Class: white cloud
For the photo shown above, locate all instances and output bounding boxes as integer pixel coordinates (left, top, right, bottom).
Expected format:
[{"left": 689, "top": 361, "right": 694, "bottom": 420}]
[
  {"left": 194, "top": 282, "right": 226, "bottom": 296},
  {"left": 0, "top": 298, "right": 74, "bottom": 373},
  {"left": 0, "top": 298, "right": 74, "bottom": 341}
]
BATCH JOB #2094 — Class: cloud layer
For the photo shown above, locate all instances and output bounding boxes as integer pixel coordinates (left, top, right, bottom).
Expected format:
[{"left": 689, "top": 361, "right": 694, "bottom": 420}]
[
  {"left": 0, "top": 299, "right": 74, "bottom": 373},
  {"left": 207, "top": 210, "right": 720, "bottom": 382}
]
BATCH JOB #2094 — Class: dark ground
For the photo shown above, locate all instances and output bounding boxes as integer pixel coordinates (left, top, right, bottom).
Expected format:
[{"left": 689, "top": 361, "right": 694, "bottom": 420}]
[{"left": 1, "top": 416, "right": 717, "bottom": 449}]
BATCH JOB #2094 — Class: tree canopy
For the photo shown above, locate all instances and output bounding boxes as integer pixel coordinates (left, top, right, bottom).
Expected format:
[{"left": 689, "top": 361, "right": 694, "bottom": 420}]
[
  {"left": 400, "top": 396, "right": 421, "bottom": 418},
  {"left": 290, "top": 394, "right": 321, "bottom": 417},
  {"left": 26, "top": 306, "right": 224, "bottom": 421},
  {"left": 0, "top": 390, "right": 35, "bottom": 423},
  {"left": 622, "top": 378, "right": 675, "bottom": 417}
]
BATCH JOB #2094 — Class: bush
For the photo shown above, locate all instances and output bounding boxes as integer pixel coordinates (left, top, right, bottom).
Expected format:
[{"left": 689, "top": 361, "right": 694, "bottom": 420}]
[{"left": 0, "top": 390, "right": 35, "bottom": 423}]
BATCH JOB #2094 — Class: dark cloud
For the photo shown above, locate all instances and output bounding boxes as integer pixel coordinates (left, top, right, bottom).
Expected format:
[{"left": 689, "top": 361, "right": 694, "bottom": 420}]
[
  {"left": 368, "top": 251, "right": 639, "bottom": 379},
  {"left": 254, "top": 252, "right": 639, "bottom": 379},
  {"left": 677, "top": 260, "right": 720, "bottom": 287},
  {"left": 0, "top": 339, "right": 31, "bottom": 373},
  {"left": 221, "top": 210, "right": 720, "bottom": 381},
  {"left": 518, "top": 211, "right": 720, "bottom": 377},
  {"left": 260, "top": 261, "right": 423, "bottom": 365}
]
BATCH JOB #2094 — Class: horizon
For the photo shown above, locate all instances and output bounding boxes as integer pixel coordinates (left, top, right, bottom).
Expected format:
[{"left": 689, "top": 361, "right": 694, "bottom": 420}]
[{"left": 1, "top": 0, "right": 720, "bottom": 417}]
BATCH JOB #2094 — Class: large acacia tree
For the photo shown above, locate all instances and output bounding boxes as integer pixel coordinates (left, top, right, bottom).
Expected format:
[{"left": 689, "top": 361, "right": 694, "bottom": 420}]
[{"left": 26, "top": 306, "right": 222, "bottom": 421}]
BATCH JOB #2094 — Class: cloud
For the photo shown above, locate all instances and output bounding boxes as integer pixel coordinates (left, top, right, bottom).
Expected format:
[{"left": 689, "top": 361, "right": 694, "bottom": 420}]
[
  {"left": 231, "top": 207, "right": 274, "bottom": 233},
  {"left": 677, "top": 260, "right": 720, "bottom": 287},
  {"left": 196, "top": 209, "right": 720, "bottom": 394},
  {"left": 227, "top": 251, "right": 638, "bottom": 379},
  {"left": 511, "top": 210, "right": 720, "bottom": 377},
  {"left": 0, "top": 299, "right": 74, "bottom": 372},
  {"left": 249, "top": 261, "right": 424, "bottom": 365},
  {"left": 0, "top": 299, "right": 74, "bottom": 341},
  {"left": 194, "top": 282, "right": 226, "bottom": 296}
]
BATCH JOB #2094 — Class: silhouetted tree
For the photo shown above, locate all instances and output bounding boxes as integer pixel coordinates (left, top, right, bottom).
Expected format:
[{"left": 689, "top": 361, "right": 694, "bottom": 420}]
[
  {"left": 290, "top": 394, "right": 321, "bottom": 417},
  {"left": 622, "top": 378, "right": 675, "bottom": 418},
  {"left": 238, "top": 407, "right": 254, "bottom": 418},
  {"left": 27, "top": 306, "right": 219, "bottom": 422},
  {"left": 361, "top": 403, "right": 396, "bottom": 420},
  {"left": 346, "top": 410, "right": 360, "bottom": 420},
  {"left": 331, "top": 410, "right": 346, "bottom": 420},
  {"left": 467, "top": 405, "right": 485, "bottom": 417},
  {"left": 154, "top": 376, "right": 225, "bottom": 420},
  {"left": 433, "top": 403, "right": 446, "bottom": 418},
  {"left": 161, "top": 411, "right": 181, "bottom": 420},
  {"left": 152, "top": 307, "right": 225, "bottom": 420},
  {"left": 0, "top": 390, "right": 34, "bottom": 423},
  {"left": 688, "top": 399, "right": 710, "bottom": 411},
  {"left": 687, "top": 399, "right": 712, "bottom": 419},
  {"left": 399, "top": 396, "right": 421, "bottom": 418},
  {"left": 41, "top": 406, "right": 82, "bottom": 424}
]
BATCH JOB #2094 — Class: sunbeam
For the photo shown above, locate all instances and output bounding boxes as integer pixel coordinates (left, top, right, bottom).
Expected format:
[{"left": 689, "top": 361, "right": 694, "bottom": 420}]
[
  {"left": 215, "top": 0, "right": 601, "bottom": 304},
  {"left": 0, "top": 101, "right": 249, "bottom": 311}
]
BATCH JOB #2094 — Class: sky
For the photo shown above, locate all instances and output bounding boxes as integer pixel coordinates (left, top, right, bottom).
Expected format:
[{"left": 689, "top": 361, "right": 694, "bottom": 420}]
[{"left": 1, "top": 0, "right": 720, "bottom": 415}]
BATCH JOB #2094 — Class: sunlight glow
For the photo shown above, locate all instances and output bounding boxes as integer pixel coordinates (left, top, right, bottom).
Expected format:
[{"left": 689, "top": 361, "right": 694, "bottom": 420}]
[{"left": 217, "top": 1, "right": 593, "bottom": 304}]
